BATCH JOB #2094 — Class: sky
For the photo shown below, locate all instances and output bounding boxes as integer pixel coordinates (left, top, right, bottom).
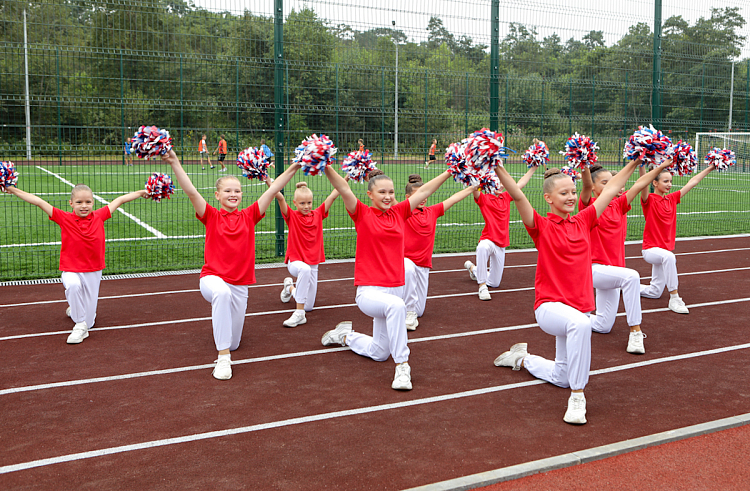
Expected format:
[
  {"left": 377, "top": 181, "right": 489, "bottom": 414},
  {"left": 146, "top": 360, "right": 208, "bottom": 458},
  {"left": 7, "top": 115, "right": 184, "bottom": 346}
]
[{"left": 192, "top": 0, "right": 750, "bottom": 58}]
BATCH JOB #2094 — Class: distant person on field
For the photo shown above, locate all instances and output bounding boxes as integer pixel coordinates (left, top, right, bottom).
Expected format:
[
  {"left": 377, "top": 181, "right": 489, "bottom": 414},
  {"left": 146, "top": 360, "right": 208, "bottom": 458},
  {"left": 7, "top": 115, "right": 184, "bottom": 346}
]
[
  {"left": 212, "top": 134, "right": 228, "bottom": 172},
  {"left": 425, "top": 139, "right": 437, "bottom": 169},
  {"left": 3, "top": 182, "right": 147, "bottom": 344},
  {"left": 124, "top": 138, "right": 133, "bottom": 166},
  {"left": 199, "top": 134, "right": 213, "bottom": 170},
  {"left": 358, "top": 139, "right": 365, "bottom": 153}
]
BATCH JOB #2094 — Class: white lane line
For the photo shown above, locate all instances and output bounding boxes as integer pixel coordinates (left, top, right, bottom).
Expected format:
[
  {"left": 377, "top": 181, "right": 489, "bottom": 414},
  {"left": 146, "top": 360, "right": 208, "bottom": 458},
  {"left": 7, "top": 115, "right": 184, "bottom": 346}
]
[
  {"left": 37, "top": 166, "right": 166, "bottom": 239},
  {"left": 2, "top": 342, "right": 748, "bottom": 475},
  {"left": 3, "top": 297, "right": 749, "bottom": 395}
]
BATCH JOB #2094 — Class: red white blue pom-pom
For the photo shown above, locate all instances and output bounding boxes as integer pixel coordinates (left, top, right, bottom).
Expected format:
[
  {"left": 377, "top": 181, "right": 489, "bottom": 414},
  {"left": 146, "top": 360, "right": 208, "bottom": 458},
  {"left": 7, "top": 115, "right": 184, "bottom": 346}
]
[
  {"left": 237, "top": 147, "right": 271, "bottom": 181},
  {"left": 560, "top": 133, "right": 599, "bottom": 169},
  {"left": 0, "top": 161, "right": 19, "bottom": 188},
  {"left": 341, "top": 150, "right": 378, "bottom": 183},
  {"left": 560, "top": 166, "right": 582, "bottom": 183},
  {"left": 665, "top": 140, "right": 697, "bottom": 176},
  {"left": 477, "top": 170, "right": 502, "bottom": 194},
  {"left": 704, "top": 147, "right": 736, "bottom": 172},
  {"left": 444, "top": 142, "right": 474, "bottom": 187},
  {"left": 523, "top": 141, "right": 549, "bottom": 168},
  {"left": 144, "top": 172, "right": 175, "bottom": 202},
  {"left": 293, "top": 134, "right": 337, "bottom": 176},
  {"left": 131, "top": 126, "right": 173, "bottom": 160},
  {"left": 463, "top": 128, "right": 512, "bottom": 172},
  {"left": 623, "top": 125, "right": 671, "bottom": 166}
]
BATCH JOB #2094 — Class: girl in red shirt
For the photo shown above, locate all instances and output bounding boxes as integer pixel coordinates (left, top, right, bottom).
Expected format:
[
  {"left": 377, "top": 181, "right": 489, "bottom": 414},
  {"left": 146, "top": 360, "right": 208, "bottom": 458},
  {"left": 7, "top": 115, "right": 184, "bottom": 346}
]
[
  {"left": 579, "top": 159, "right": 672, "bottom": 355},
  {"left": 320, "top": 166, "right": 451, "bottom": 390},
  {"left": 464, "top": 165, "right": 538, "bottom": 300},
  {"left": 492, "top": 160, "right": 639, "bottom": 425},
  {"left": 639, "top": 162, "right": 716, "bottom": 313},
  {"left": 270, "top": 180, "right": 340, "bottom": 327},
  {"left": 403, "top": 174, "right": 476, "bottom": 330},
  {"left": 5, "top": 184, "right": 146, "bottom": 344},
  {"left": 163, "top": 150, "right": 300, "bottom": 380}
]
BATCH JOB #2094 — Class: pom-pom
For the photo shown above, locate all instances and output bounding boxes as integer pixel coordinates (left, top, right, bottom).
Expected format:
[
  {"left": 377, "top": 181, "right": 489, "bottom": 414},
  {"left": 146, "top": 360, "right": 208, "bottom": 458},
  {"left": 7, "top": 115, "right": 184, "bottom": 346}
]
[
  {"left": 237, "top": 147, "right": 271, "bottom": 181},
  {"left": 0, "top": 161, "right": 19, "bottom": 188},
  {"left": 293, "top": 134, "right": 337, "bottom": 176},
  {"left": 523, "top": 141, "right": 549, "bottom": 168},
  {"left": 665, "top": 140, "right": 697, "bottom": 176},
  {"left": 341, "top": 150, "right": 378, "bottom": 183},
  {"left": 462, "top": 128, "right": 512, "bottom": 172},
  {"left": 704, "top": 147, "right": 736, "bottom": 172},
  {"left": 623, "top": 125, "right": 672, "bottom": 165},
  {"left": 560, "top": 166, "right": 582, "bottom": 183},
  {"left": 444, "top": 141, "right": 501, "bottom": 193},
  {"left": 560, "top": 133, "right": 599, "bottom": 169},
  {"left": 130, "top": 126, "right": 173, "bottom": 160},
  {"left": 144, "top": 172, "right": 175, "bottom": 202},
  {"left": 477, "top": 170, "right": 502, "bottom": 194}
]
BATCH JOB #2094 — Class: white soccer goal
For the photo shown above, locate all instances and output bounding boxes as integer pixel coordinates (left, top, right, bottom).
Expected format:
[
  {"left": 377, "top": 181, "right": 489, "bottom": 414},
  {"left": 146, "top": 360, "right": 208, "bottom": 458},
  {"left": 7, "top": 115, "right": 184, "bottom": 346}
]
[{"left": 695, "top": 132, "right": 750, "bottom": 172}]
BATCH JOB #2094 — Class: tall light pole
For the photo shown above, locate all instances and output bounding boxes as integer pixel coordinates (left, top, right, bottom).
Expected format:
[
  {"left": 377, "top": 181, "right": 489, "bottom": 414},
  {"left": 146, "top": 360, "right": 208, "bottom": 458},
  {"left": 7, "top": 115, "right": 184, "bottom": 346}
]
[{"left": 393, "top": 20, "right": 398, "bottom": 160}]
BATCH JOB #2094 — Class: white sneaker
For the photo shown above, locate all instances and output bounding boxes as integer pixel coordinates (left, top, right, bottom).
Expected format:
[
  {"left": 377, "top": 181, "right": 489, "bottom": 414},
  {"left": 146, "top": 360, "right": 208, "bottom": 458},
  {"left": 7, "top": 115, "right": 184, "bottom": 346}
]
[
  {"left": 220, "top": 168, "right": 227, "bottom": 172},
  {"left": 478, "top": 285, "right": 491, "bottom": 301},
  {"left": 464, "top": 260, "right": 477, "bottom": 281},
  {"left": 563, "top": 393, "right": 587, "bottom": 425},
  {"left": 392, "top": 362, "right": 413, "bottom": 390},
  {"left": 627, "top": 330, "right": 646, "bottom": 354},
  {"left": 494, "top": 343, "right": 528, "bottom": 369},
  {"left": 66, "top": 322, "right": 89, "bottom": 344},
  {"left": 405, "top": 311, "right": 419, "bottom": 331},
  {"left": 66, "top": 307, "right": 71, "bottom": 317},
  {"left": 213, "top": 355, "right": 232, "bottom": 380},
  {"left": 668, "top": 296, "right": 689, "bottom": 314},
  {"left": 322, "top": 321, "right": 353, "bottom": 346},
  {"left": 280, "top": 277, "right": 294, "bottom": 303},
  {"left": 283, "top": 310, "right": 307, "bottom": 328}
]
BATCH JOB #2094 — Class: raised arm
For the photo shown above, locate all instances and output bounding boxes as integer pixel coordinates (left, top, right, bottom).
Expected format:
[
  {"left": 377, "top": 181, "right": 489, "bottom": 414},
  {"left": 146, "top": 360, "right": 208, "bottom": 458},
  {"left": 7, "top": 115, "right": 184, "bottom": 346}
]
[
  {"left": 408, "top": 171, "right": 451, "bottom": 211},
  {"left": 679, "top": 164, "right": 714, "bottom": 197},
  {"left": 516, "top": 165, "right": 538, "bottom": 190},
  {"left": 325, "top": 165, "right": 357, "bottom": 213},
  {"left": 495, "top": 165, "right": 535, "bottom": 228},
  {"left": 161, "top": 149, "right": 207, "bottom": 217},
  {"left": 625, "top": 158, "right": 669, "bottom": 204},
  {"left": 442, "top": 185, "right": 477, "bottom": 212},
  {"left": 593, "top": 159, "right": 638, "bottom": 217},
  {"left": 638, "top": 164, "right": 650, "bottom": 204},
  {"left": 264, "top": 176, "right": 289, "bottom": 216},
  {"left": 580, "top": 166, "right": 594, "bottom": 207},
  {"left": 5, "top": 186, "right": 54, "bottom": 217},
  {"left": 256, "top": 163, "right": 300, "bottom": 214},
  {"left": 108, "top": 190, "right": 148, "bottom": 214},
  {"left": 323, "top": 186, "right": 341, "bottom": 214}
]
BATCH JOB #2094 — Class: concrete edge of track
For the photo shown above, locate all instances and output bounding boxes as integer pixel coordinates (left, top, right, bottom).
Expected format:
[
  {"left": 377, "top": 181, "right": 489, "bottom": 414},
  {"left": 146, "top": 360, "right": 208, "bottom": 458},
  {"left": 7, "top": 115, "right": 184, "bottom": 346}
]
[{"left": 403, "top": 412, "right": 750, "bottom": 491}]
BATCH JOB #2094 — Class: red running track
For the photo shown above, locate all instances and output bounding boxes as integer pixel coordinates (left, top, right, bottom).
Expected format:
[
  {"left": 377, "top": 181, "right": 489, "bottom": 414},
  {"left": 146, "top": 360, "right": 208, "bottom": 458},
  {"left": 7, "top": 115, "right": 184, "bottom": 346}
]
[{"left": 0, "top": 236, "right": 749, "bottom": 490}]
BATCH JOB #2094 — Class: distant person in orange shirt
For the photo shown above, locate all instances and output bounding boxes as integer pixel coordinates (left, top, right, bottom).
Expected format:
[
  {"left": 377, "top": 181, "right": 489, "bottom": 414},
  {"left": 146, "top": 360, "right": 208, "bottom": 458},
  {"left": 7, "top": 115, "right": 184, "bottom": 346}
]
[
  {"left": 199, "top": 134, "right": 213, "bottom": 170},
  {"left": 212, "top": 134, "right": 228, "bottom": 172},
  {"left": 425, "top": 139, "right": 437, "bottom": 169},
  {"left": 358, "top": 139, "right": 365, "bottom": 153}
]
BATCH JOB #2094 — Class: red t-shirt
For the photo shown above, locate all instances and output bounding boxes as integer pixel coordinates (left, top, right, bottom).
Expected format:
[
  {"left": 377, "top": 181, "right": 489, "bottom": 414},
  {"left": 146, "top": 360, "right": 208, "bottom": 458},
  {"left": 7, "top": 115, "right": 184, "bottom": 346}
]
[
  {"left": 429, "top": 143, "right": 436, "bottom": 156},
  {"left": 348, "top": 199, "right": 412, "bottom": 287},
  {"left": 404, "top": 203, "right": 445, "bottom": 269},
  {"left": 218, "top": 139, "right": 227, "bottom": 154},
  {"left": 579, "top": 194, "right": 630, "bottom": 268},
  {"left": 198, "top": 202, "right": 265, "bottom": 285},
  {"left": 282, "top": 203, "right": 328, "bottom": 265},
  {"left": 642, "top": 191, "right": 681, "bottom": 251},
  {"left": 476, "top": 192, "right": 514, "bottom": 247},
  {"left": 525, "top": 206, "right": 599, "bottom": 312},
  {"left": 50, "top": 207, "right": 112, "bottom": 272}
]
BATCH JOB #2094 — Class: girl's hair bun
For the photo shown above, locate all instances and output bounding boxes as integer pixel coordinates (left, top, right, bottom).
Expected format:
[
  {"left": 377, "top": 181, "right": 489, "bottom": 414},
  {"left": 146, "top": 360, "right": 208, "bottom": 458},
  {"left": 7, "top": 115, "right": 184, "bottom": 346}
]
[
  {"left": 407, "top": 174, "right": 423, "bottom": 184},
  {"left": 296, "top": 181, "right": 308, "bottom": 189},
  {"left": 544, "top": 168, "right": 561, "bottom": 179}
]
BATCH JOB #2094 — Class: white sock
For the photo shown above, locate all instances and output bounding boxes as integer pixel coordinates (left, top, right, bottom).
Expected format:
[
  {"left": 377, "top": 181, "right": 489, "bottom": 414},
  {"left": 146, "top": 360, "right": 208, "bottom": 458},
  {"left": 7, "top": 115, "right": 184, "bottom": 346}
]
[
  {"left": 570, "top": 392, "right": 585, "bottom": 400},
  {"left": 218, "top": 353, "right": 231, "bottom": 362},
  {"left": 670, "top": 292, "right": 679, "bottom": 299}
]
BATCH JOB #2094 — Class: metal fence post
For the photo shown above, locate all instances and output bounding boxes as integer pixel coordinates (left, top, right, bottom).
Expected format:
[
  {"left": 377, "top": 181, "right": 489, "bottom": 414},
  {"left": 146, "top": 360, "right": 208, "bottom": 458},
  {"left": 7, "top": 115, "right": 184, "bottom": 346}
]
[
  {"left": 236, "top": 57, "right": 240, "bottom": 154},
  {"left": 424, "top": 69, "right": 428, "bottom": 160},
  {"left": 540, "top": 76, "right": 545, "bottom": 137},
  {"left": 56, "top": 47, "right": 61, "bottom": 166},
  {"left": 180, "top": 54, "right": 184, "bottom": 161},
  {"left": 381, "top": 67, "right": 385, "bottom": 163},
  {"left": 569, "top": 78, "right": 573, "bottom": 136},
  {"left": 504, "top": 75, "right": 508, "bottom": 138},
  {"left": 652, "top": 0, "right": 662, "bottom": 125},
  {"left": 274, "top": 0, "right": 285, "bottom": 257},
  {"left": 490, "top": 0, "right": 499, "bottom": 132},
  {"left": 591, "top": 73, "right": 595, "bottom": 139},
  {"left": 335, "top": 63, "right": 339, "bottom": 143},
  {"left": 465, "top": 72, "right": 469, "bottom": 137},
  {"left": 120, "top": 50, "right": 125, "bottom": 165},
  {"left": 700, "top": 63, "right": 705, "bottom": 132}
]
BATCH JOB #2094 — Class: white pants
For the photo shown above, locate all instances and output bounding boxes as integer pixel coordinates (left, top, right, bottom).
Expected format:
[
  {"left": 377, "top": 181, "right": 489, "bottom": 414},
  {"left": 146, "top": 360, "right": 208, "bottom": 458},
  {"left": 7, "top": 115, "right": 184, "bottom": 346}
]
[
  {"left": 287, "top": 261, "right": 319, "bottom": 312},
  {"left": 347, "top": 285, "right": 410, "bottom": 363},
  {"left": 475, "top": 239, "right": 506, "bottom": 287},
  {"left": 62, "top": 271, "right": 102, "bottom": 328},
  {"left": 199, "top": 275, "right": 249, "bottom": 352},
  {"left": 591, "top": 263, "right": 642, "bottom": 332},
  {"left": 640, "top": 248, "right": 678, "bottom": 298},
  {"left": 523, "top": 302, "right": 592, "bottom": 391},
  {"left": 404, "top": 258, "right": 430, "bottom": 317}
]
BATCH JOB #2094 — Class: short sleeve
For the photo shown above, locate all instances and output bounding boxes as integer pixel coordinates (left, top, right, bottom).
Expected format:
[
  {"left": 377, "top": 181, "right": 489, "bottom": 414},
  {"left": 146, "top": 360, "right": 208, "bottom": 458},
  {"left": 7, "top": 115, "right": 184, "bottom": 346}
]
[
  {"left": 197, "top": 203, "right": 216, "bottom": 224},
  {"left": 50, "top": 207, "right": 65, "bottom": 225},
  {"left": 431, "top": 202, "right": 445, "bottom": 219},
  {"left": 395, "top": 200, "right": 412, "bottom": 221},
  {"left": 524, "top": 209, "right": 544, "bottom": 241},
  {"left": 617, "top": 195, "right": 632, "bottom": 215},
  {"left": 281, "top": 205, "right": 292, "bottom": 224},
  {"left": 669, "top": 190, "right": 682, "bottom": 205},
  {"left": 244, "top": 201, "right": 265, "bottom": 225},
  {"left": 347, "top": 199, "right": 367, "bottom": 222},
  {"left": 580, "top": 202, "right": 599, "bottom": 230},
  {"left": 315, "top": 202, "right": 329, "bottom": 219},
  {"left": 94, "top": 206, "right": 112, "bottom": 222}
]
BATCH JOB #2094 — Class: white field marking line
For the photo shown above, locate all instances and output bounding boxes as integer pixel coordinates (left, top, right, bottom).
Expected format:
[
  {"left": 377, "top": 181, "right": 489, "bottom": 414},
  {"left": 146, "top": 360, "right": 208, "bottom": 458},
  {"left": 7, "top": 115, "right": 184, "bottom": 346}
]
[
  {"left": 4, "top": 243, "right": 749, "bottom": 308},
  {"left": 36, "top": 166, "right": 167, "bottom": 239},
  {"left": 3, "top": 297, "right": 749, "bottom": 394},
  {"left": 2, "top": 343, "right": 749, "bottom": 475}
]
